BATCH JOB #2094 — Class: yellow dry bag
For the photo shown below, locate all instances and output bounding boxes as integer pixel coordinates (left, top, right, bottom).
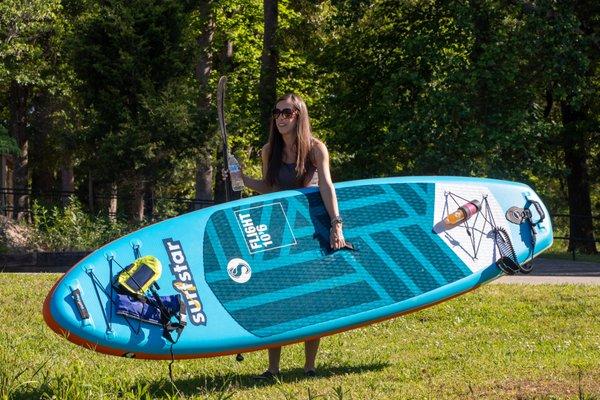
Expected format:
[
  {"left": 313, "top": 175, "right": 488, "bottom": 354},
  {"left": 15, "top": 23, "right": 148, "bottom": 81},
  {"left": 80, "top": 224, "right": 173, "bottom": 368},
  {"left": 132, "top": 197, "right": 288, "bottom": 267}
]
[{"left": 117, "top": 255, "right": 162, "bottom": 296}]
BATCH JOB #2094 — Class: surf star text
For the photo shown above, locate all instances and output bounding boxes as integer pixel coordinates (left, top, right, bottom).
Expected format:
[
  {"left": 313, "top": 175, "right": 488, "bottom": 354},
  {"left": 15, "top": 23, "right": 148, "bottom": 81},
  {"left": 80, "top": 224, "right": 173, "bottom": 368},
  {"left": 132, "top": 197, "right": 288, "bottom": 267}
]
[{"left": 163, "top": 238, "right": 206, "bottom": 325}]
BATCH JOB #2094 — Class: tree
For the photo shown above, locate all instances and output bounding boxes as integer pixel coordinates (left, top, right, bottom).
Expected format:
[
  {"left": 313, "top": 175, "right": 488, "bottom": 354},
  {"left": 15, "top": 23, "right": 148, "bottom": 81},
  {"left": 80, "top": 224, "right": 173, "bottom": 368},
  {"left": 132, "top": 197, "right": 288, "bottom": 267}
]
[
  {"left": 322, "top": 0, "right": 597, "bottom": 252},
  {"left": 258, "top": 0, "right": 278, "bottom": 140},
  {"left": 193, "top": 0, "right": 217, "bottom": 209},
  {"left": 319, "top": 1, "right": 577, "bottom": 180},
  {"left": 1, "top": 0, "right": 71, "bottom": 219},
  {"left": 0, "top": 124, "right": 18, "bottom": 200},
  {"left": 70, "top": 0, "right": 197, "bottom": 221},
  {"left": 521, "top": 0, "right": 599, "bottom": 253}
]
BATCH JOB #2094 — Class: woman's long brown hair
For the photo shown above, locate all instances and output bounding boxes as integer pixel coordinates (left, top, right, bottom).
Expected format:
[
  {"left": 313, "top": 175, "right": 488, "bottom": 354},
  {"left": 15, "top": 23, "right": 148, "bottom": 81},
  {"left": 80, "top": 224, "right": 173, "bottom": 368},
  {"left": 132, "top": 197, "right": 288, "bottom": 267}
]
[{"left": 265, "top": 93, "right": 315, "bottom": 187}]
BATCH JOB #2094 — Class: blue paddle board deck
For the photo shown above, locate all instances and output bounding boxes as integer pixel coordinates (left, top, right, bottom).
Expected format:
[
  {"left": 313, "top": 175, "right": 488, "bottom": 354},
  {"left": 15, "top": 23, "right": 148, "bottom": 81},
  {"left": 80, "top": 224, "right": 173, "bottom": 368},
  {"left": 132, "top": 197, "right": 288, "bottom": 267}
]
[{"left": 43, "top": 176, "right": 553, "bottom": 359}]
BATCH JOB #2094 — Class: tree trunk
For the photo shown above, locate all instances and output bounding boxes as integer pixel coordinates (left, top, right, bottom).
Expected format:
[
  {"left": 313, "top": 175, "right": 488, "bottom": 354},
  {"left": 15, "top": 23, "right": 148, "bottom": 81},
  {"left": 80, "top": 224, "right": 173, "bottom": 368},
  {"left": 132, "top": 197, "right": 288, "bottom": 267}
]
[
  {"left": 109, "top": 182, "right": 118, "bottom": 222},
  {"left": 130, "top": 180, "right": 145, "bottom": 222},
  {"left": 1, "top": 155, "right": 9, "bottom": 216},
  {"left": 88, "top": 171, "right": 94, "bottom": 213},
  {"left": 258, "top": 0, "right": 278, "bottom": 140},
  {"left": 221, "top": 39, "right": 234, "bottom": 73},
  {"left": 560, "top": 101, "right": 597, "bottom": 254},
  {"left": 8, "top": 80, "right": 30, "bottom": 220},
  {"left": 195, "top": 154, "right": 213, "bottom": 209},
  {"left": 195, "top": 0, "right": 215, "bottom": 107},
  {"left": 194, "top": 0, "right": 216, "bottom": 210},
  {"left": 60, "top": 158, "right": 75, "bottom": 207},
  {"left": 144, "top": 183, "right": 154, "bottom": 220},
  {"left": 1, "top": 156, "right": 5, "bottom": 190},
  {"left": 214, "top": 148, "right": 226, "bottom": 204},
  {"left": 469, "top": 0, "right": 491, "bottom": 126},
  {"left": 1, "top": 156, "right": 14, "bottom": 217},
  {"left": 30, "top": 91, "right": 56, "bottom": 201}
]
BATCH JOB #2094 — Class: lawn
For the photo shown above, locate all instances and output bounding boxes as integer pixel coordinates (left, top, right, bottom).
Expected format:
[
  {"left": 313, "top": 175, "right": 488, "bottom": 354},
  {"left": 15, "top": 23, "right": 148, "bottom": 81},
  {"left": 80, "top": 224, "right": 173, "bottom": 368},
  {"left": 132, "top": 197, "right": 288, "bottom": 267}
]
[{"left": 1, "top": 273, "right": 599, "bottom": 400}]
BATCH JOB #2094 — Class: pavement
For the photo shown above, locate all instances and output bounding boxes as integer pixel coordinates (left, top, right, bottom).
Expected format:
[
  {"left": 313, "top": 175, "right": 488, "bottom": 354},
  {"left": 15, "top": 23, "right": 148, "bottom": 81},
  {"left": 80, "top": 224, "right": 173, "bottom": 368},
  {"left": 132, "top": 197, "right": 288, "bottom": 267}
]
[{"left": 494, "top": 257, "right": 600, "bottom": 285}]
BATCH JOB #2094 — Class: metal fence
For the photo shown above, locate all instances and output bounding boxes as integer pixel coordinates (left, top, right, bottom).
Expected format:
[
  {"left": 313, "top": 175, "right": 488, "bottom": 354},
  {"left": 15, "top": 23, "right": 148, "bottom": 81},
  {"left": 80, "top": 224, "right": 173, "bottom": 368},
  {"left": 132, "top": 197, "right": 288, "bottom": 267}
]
[
  {"left": 0, "top": 187, "right": 214, "bottom": 220},
  {"left": 551, "top": 214, "right": 600, "bottom": 260},
  {"left": 2, "top": 187, "right": 597, "bottom": 259}
]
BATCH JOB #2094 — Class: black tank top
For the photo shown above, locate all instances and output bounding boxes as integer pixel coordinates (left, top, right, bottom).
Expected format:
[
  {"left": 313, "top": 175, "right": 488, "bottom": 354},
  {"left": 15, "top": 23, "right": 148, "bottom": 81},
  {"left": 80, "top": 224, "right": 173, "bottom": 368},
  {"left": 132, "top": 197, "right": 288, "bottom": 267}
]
[{"left": 276, "top": 162, "right": 318, "bottom": 190}]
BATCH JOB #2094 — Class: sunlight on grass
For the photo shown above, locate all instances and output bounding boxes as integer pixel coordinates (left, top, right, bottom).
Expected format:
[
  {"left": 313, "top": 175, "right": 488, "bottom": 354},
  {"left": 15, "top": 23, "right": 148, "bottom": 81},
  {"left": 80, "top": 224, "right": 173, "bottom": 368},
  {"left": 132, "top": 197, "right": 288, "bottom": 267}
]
[{"left": 0, "top": 273, "right": 599, "bottom": 399}]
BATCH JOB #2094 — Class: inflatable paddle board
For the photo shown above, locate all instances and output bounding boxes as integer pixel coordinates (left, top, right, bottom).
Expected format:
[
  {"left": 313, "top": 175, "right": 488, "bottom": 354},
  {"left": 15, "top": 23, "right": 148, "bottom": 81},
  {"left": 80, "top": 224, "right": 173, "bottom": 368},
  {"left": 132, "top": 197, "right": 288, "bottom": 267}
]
[{"left": 43, "top": 176, "right": 553, "bottom": 359}]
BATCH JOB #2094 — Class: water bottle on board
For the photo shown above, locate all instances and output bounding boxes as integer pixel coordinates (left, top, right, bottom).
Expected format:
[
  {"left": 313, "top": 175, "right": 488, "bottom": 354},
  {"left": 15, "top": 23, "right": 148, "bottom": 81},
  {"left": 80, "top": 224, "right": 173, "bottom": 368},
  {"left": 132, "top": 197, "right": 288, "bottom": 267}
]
[
  {"left": 227, "top": 153, "right": 245, "bottom": 192},
  {"left": 444, "top": 199, "right": 481, "bottom": 226}
]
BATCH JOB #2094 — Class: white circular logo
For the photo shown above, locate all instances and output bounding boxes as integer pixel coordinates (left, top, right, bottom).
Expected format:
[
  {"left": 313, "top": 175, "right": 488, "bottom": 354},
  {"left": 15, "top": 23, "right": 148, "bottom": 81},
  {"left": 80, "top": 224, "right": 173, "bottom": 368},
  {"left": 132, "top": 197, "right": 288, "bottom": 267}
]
[{"left": 227, "top": 258, "right": 252, "bottom": 284}]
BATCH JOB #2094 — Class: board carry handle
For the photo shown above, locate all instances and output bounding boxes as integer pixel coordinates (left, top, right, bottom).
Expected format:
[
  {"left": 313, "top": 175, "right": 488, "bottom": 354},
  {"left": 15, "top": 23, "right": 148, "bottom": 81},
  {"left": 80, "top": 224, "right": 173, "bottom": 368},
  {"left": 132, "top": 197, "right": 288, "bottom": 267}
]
[
  {"left": 70, "top": 288, "right": 90, "bottom": 320},
  {"left": 327, "top": 241, "right": 356, "bottom": 254},
  {"left": 343, "top": 242, "right": 356, "bottom": 251},
  {"left": 527, "top": 199, "right": 546, "bottom": 225}
]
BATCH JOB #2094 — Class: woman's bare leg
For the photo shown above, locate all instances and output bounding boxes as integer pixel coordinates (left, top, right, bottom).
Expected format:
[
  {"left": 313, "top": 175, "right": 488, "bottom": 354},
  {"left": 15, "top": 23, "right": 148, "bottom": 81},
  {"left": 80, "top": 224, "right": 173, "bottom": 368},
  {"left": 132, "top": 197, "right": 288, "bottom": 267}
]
[
  {"left": 304, "top": 338, "right": 320, "bottom": 372},
  {"left": 267, "top": 346, "right": 282, "bottom": 374}
]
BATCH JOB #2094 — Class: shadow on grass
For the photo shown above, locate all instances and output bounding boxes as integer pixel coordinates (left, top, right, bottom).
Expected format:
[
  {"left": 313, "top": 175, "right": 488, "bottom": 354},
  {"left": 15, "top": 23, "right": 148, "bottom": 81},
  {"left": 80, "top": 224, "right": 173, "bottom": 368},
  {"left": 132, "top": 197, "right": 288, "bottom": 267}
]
[
  {"left": 4, "top": 361, "right": 389, "bottom": 399},
  {"left": 146, "top": 361, "right": 390, "bottom": 397}
]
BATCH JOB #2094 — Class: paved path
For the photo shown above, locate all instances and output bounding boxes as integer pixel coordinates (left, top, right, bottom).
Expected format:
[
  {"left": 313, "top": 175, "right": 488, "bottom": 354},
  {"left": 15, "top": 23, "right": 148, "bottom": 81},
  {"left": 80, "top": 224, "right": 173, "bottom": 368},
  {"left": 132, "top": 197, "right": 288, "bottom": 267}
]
[{"left": 494, "top": 257, "right": 600, "bottom": 285}]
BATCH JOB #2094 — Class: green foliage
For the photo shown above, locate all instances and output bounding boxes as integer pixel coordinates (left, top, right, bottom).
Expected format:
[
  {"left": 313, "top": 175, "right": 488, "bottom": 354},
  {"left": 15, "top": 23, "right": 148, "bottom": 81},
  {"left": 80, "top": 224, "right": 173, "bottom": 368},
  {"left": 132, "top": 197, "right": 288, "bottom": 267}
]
[
  {"left": 30, "top": 198, "right": 130, "bottom": 251},
  {"left": 68, "top": 0, "right": 199, "bottom": 186},
  {"left": 211, "top": 0, "right": 264, "bottom": 156},
  {"left": 0, "top": 125, "right": 18, "bottom": 155},
  {"left": 0, "top": 0, "right": 598, "bottom": 235},
  {"left": 319, "top": 2, "right": 546, "bottom": 179},
  {"left": 0, "top": 0, "right": 63, "bottom": 88}
]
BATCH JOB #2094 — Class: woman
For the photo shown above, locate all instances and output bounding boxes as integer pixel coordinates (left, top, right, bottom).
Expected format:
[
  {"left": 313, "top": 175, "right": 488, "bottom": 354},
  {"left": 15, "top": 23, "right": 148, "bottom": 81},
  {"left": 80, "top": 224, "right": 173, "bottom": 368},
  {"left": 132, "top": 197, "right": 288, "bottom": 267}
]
[{"left": 226, "top": 93, "right": 345, "bottom": 378}]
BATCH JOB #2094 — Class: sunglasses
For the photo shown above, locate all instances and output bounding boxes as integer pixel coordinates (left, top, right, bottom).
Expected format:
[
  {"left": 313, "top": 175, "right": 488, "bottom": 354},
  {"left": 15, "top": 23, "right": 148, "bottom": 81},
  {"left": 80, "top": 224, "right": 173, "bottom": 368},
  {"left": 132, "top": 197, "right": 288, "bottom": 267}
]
[{"left": 272, "top": 108, "right": 297, "bottom": 119}]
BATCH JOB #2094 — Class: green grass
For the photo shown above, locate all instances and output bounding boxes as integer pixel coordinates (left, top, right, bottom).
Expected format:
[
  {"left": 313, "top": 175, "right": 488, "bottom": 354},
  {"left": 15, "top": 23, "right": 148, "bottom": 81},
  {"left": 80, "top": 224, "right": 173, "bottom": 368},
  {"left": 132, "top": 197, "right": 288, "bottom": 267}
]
[{"left": 1, "top": 274, "right": 599, "bottom": 400}]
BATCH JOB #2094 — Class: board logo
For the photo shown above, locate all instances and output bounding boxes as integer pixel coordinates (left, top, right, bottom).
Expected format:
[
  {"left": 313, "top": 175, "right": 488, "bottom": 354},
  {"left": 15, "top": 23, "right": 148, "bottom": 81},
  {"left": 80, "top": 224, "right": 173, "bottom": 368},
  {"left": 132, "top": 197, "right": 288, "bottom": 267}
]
[
  {"left": 234, "top": 202, "right": 296, "bottom": 254},
  {"left": 163, "top": 238, "right": 207, "bottom": 326},
  {"left": 227, "top": 258, "right": 252, "bottom": 283}
]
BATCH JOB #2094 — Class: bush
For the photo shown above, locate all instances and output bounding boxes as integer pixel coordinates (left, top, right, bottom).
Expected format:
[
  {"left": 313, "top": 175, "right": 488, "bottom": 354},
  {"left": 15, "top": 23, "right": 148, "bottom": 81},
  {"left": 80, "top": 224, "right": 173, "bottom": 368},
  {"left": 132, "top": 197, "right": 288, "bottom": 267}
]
[{"left": 30, "top": 198, "right": 132, "bottom": 251}]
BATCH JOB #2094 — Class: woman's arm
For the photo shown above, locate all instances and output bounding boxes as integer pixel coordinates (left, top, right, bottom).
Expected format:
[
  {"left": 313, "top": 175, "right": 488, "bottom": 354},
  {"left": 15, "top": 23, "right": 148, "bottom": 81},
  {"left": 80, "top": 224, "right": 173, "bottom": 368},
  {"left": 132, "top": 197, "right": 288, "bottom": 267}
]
[
  {"left": 313, "top": 141, "right": 346, "bottom": 250},
  {"left": 241, "top": 144, "right": 273, "bottom": 194}
]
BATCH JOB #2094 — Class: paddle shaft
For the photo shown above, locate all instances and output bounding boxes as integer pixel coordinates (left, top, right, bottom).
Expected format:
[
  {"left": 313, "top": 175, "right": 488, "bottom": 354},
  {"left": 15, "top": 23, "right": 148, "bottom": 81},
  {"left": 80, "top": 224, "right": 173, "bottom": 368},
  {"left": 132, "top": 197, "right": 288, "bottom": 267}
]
[{"left": 217, "top": 76, "right": 230, "bottom": 202}]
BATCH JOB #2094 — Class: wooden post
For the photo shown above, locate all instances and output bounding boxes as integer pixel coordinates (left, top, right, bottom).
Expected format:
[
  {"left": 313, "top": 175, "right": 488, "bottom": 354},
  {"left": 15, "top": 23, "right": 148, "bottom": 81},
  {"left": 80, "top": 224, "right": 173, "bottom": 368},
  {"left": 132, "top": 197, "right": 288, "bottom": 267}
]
[{"left": 1, "top": 155, "right": 6, "bottom": 216}]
